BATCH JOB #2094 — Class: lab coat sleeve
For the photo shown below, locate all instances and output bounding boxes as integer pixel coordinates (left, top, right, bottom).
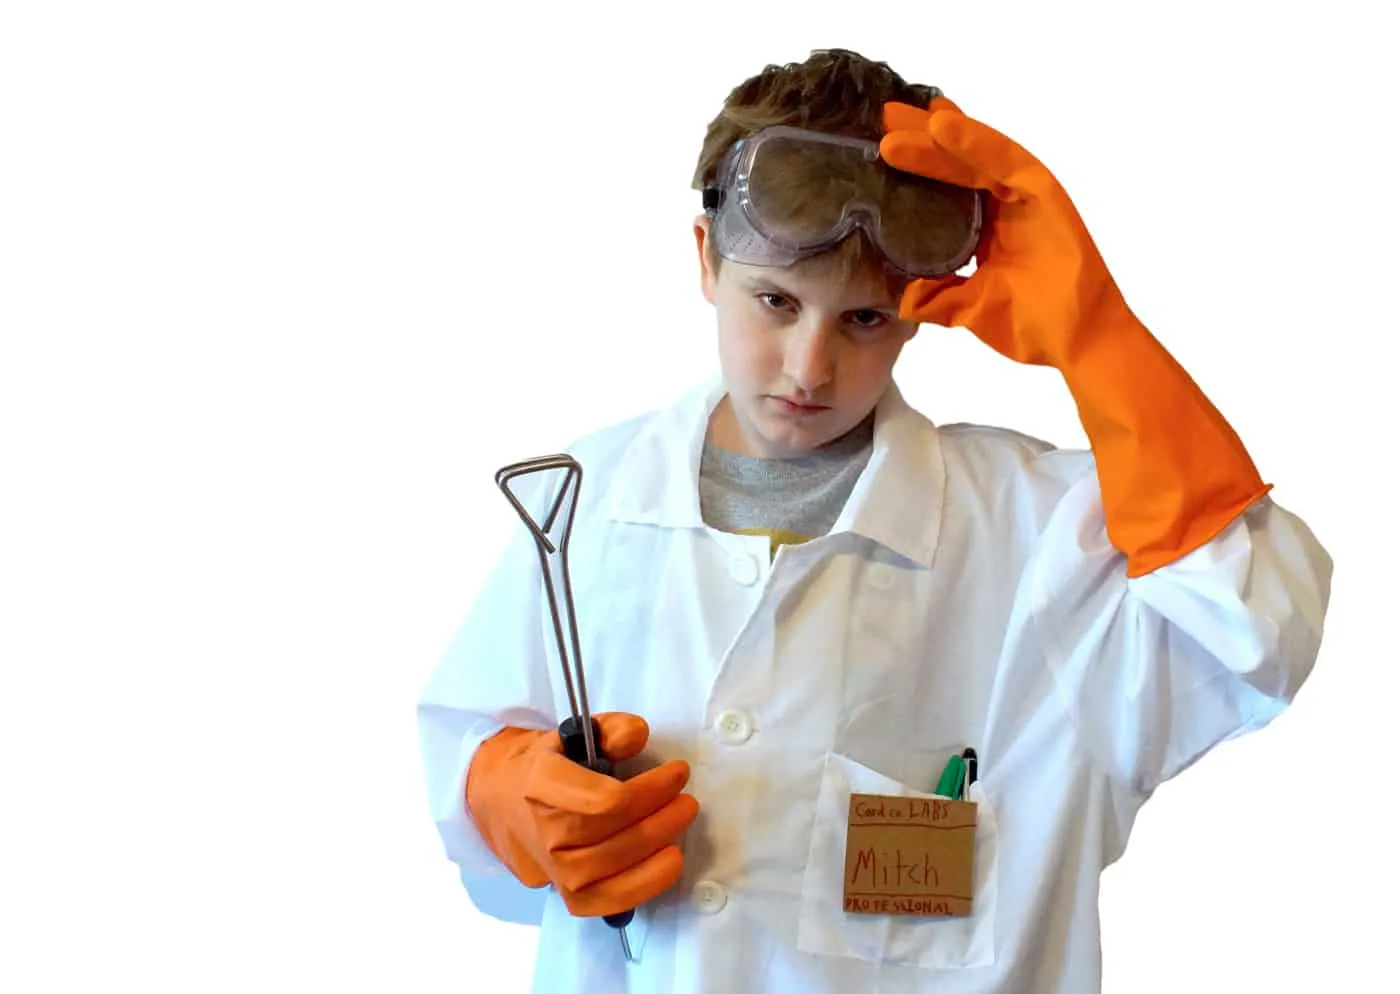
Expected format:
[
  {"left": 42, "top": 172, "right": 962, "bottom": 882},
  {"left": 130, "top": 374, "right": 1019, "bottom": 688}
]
[
  {"left": 1022, "top": 456, "right": 1333, "bottom": 798},
  {"left": 415, "top": 478, "right": 560, "bottom": 925}
]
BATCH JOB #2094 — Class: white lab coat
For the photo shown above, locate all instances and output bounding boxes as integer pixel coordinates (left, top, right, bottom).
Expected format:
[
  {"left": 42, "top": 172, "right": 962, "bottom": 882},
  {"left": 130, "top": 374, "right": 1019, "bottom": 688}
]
[{"left": 417, "top": 373, "right": 1332, "bottom": 993}]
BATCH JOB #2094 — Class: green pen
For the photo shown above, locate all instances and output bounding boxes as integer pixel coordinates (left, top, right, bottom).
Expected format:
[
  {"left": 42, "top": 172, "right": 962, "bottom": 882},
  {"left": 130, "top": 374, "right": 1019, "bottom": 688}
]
[{"left": 935, "top": 754, "right": 965, "bottom": 799}]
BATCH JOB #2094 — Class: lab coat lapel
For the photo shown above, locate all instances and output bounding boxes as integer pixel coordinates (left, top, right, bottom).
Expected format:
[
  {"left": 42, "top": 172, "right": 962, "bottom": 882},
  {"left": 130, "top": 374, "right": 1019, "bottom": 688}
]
[
  {"left": 604, "top": 375, "right": 946, "bottom": 569},
  {"left": 830, "top": 382, "right": 946, "bottom": 568}
]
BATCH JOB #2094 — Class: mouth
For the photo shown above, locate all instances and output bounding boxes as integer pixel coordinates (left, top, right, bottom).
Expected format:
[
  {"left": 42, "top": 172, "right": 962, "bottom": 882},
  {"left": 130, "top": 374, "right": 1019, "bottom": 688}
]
[{"left": 769, "top": 395, "right": 831, "bottom": 415}]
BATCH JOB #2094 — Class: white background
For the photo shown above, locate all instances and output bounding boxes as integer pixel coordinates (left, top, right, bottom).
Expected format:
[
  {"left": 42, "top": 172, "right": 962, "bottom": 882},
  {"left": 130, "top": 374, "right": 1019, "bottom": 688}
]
[{"left": 2, "top": 2, "right": 1394, "bottom": 991}]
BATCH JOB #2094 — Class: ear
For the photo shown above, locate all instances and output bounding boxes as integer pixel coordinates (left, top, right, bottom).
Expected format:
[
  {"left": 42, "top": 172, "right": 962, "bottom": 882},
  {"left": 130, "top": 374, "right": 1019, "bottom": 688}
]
[{"left": 694, "top": 215, "right": 717, "bottom": 305}]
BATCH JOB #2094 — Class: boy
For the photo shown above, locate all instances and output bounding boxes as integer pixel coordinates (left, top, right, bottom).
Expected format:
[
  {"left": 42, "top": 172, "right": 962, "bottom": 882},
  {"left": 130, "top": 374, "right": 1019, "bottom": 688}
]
[{"left": 417, "top": 49, "right": 1332, "bottom": 993}]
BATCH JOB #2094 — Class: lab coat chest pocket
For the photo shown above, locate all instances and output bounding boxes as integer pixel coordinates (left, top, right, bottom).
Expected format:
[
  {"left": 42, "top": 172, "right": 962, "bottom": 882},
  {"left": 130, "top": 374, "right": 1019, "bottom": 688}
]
[{"left": 796, "top": 752, "right": 999, "bottom": 970}]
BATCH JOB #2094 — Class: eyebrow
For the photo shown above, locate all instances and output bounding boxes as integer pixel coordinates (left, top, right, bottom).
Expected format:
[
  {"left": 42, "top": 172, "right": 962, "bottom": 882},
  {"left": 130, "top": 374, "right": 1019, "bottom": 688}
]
[{"left": 738, "top": 275, "right": 898, "bottom": 310}]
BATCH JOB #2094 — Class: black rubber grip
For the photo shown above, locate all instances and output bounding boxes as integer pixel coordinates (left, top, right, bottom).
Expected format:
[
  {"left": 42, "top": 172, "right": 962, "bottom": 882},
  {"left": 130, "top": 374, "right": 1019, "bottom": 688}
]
[{"left": 558, "top": 716, "right": 615, "bottom": 775}]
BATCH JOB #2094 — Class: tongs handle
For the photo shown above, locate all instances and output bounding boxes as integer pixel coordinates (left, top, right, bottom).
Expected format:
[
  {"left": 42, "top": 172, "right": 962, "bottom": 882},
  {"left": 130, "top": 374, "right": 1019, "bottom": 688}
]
[{"left": 557, "top": 715, "right": 636, "bottom": 930}]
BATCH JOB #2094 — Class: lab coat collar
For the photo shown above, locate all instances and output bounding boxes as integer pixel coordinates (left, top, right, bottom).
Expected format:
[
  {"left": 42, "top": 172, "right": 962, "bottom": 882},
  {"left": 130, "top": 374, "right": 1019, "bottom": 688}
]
[{"left": 605, "top": 373, "right": 946, "bottom": 568}]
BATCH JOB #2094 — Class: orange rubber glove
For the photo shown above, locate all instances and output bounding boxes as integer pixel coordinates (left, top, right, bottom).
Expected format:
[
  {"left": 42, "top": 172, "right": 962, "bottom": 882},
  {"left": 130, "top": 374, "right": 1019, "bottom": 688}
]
[
  {"left": 465, "top": 712, "right": 700, "bottom": 917},
  {"left": 881, "top": 96, "right": 1271, "bottom": 577}
]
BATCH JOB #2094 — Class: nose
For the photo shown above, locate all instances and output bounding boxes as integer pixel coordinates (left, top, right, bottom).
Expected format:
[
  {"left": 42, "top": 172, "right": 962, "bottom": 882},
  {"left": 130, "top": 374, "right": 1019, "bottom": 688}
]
[{"left": 783, "top": 318, "right": 837, "bottom": 395}]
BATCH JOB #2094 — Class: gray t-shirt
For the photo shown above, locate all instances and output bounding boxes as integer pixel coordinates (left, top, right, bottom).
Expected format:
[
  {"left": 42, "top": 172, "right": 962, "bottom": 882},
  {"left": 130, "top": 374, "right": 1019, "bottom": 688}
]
[{"left": 698, "top": 414, "right": 874, "bottom": 554}]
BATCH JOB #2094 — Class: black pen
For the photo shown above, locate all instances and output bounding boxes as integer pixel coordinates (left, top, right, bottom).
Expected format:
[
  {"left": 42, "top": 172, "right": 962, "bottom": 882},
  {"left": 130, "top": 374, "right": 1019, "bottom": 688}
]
[{"left": 961, "top": 747, "right": 978, "bottom": 797}]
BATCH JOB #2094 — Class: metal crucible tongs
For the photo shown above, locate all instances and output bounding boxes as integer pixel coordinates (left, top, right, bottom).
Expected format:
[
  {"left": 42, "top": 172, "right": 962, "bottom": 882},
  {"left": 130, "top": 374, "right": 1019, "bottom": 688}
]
[{"left": 495, "top": 453, "right": 637, "bottom": 961}]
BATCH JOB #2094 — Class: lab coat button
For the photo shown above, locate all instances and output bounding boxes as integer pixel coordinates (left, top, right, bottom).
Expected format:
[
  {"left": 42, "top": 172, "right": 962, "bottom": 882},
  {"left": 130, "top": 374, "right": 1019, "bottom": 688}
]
[
  {"left": 691, "top": 880, "right": 728, "bottom": 915},
  {"left": 714, "top": 709, "right": 753, "bottom": 744},
  {"left": 727, "top": 553, "right": 759, "bottom": 586}
]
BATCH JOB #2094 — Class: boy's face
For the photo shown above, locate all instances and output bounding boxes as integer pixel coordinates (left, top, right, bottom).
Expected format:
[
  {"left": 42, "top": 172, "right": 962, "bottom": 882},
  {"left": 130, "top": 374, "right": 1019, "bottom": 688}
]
[{"left": 694, "top": 218, "right": 920, "bottom": 458}]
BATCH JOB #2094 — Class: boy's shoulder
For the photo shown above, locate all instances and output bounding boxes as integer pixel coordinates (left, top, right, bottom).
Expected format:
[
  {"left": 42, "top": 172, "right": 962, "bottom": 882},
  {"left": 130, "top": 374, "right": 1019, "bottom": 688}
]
[
  {"left": 934, "top": 420, "right": 1096, "bottom": 491},
  {"left": 937, "top": 420, "right": 1059, "bottom": 455}
]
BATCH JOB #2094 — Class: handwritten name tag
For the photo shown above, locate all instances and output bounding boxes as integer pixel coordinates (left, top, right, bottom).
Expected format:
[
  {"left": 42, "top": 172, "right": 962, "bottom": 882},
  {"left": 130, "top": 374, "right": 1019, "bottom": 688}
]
[{"left": 843, "top": 792, "right": 977, "bottom": 917}]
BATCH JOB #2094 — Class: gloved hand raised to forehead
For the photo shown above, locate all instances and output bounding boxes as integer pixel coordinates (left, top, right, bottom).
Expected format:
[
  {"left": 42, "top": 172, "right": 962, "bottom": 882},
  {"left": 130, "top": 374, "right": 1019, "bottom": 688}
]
[
  {"left": 880, "top": 95, "right": 1271, "bottom": 577},
  {"left": 466, "top": 712, "right": 700, "bottom": 918},
  {"left": 879, "top": 95, "right": 1133, "bottom": 363}
]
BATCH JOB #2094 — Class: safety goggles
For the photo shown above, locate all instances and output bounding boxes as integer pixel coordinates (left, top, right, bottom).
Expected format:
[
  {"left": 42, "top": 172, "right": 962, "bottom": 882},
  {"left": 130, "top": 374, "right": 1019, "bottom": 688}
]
[{"left": 702, "top": 124, "right": 983, "bottom": 279}]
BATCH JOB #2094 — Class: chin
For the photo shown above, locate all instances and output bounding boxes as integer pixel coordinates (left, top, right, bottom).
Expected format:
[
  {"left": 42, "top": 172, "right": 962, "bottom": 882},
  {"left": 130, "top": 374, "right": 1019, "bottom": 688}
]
[{"left": 764, "top": 429, "right": 829, "bottom": 457}]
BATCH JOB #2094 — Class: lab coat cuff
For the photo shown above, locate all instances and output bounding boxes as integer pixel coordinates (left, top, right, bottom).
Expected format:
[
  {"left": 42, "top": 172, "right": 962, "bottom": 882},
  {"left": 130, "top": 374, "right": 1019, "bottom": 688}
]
[{"left": 437, "top": 722, "right": 514, "bottom": 876}]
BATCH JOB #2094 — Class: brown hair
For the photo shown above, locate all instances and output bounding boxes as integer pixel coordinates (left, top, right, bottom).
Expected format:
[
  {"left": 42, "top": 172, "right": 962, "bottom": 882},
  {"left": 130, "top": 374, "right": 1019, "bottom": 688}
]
[{"left": 692, "top": 48, "right": 940, "bottom": 293}]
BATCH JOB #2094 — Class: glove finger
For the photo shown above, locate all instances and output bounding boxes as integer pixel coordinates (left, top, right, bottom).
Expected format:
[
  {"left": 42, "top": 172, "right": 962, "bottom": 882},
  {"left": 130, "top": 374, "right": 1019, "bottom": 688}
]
[
  {"left": 925, "top": 105, "right": 1046, "bottom": 201},
  {"left": 899, "top": 272, "right": 985, "bottom": 328},
  {"left": 558, "top": 844, "right": 689, "bottom": 919},
  {"left": 523, "top": 751, "right": 625, "bottom": 816},
  {"left": 903, "top": 272, "right": 1037, "bottom": 361},
  {"left": 505, "top": 851, "right": 551, "bottom": 890},
  {"left": 547, "top": 793, "right": 700, "bottom": 893},
  {"left": 884, "top": 93, "right": 966, "bottom": 130},
  {"left": 594, "top": 711, "right": 650, "bottom": 763},
  {"left": 905, "top": 272, "right": 967, "bottom": 296},
  {"left": 529, "top": 758, "right": 692, "bottom": 842},
  {"left": 880, "top": 130, "right": 993, "bottom": 194},
  {"left": 882, "top": 99, "right": 931, "bottom": 133}
]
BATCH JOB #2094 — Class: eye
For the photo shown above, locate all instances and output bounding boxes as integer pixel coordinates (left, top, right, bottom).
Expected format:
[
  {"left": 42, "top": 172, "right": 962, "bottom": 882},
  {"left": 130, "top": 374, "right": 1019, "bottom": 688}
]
[
  {"left": 757, "top": 291, "right": 793, "bottom": 310},
  {"left": 848, "top": 309, "right": 891, "bottom": 331}
]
